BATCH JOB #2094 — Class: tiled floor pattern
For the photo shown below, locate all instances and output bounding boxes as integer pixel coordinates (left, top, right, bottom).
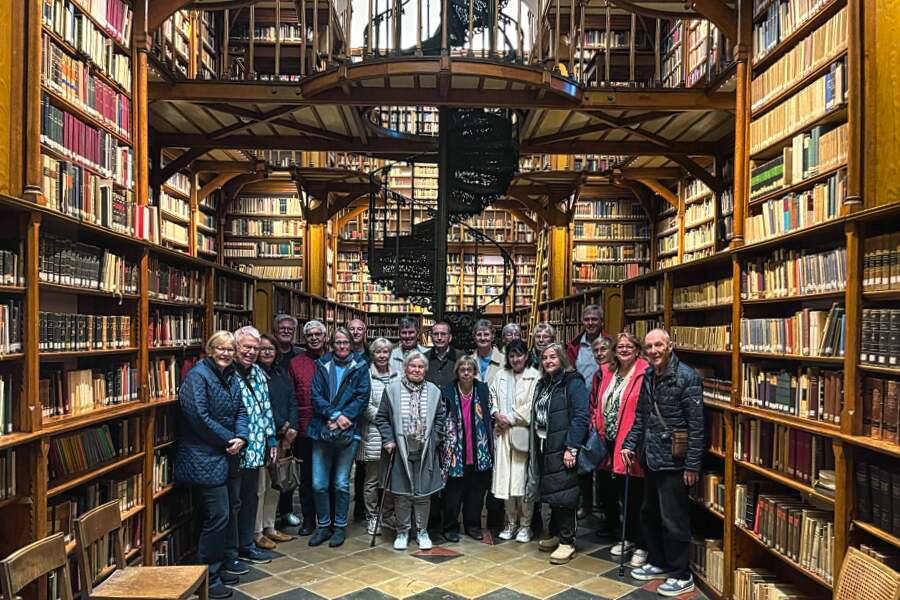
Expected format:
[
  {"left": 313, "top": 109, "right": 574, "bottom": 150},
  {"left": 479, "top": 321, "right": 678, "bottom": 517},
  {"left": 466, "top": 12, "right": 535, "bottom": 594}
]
[{"left": 228, "top": 521, "right": 710, "bottom": 600}]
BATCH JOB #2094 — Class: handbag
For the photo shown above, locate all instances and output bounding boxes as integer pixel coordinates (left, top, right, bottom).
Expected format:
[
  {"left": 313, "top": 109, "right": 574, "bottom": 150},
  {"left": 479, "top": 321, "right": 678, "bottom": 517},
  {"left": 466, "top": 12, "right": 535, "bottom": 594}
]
[
  {"left": 509, "top": 426, "right": 530, "bottom": 453},
  {"left": 319, "top": 363, "right": 357, "bottom": 447},
  {"left": 652, "top": 396, "right": 688, "bottom": 459},
  {"left": 268, "top": 448, "right": 302, "bottom": 492},
  {"left": 577, "top": 426, "right": 607, "bottom": 475}
]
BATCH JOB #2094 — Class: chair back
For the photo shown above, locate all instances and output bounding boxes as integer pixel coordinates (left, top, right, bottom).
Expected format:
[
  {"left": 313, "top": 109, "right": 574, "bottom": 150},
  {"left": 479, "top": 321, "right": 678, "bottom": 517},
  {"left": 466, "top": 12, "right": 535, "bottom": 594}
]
[
  {"left": 0, "top": 533, "right": 73, "bottom": 600},
  {"left": 835, "top": 546, "right": 900, "bottom": 600},
  {"left": 73, "top": 500, "right": 126, "bottom": 597}
]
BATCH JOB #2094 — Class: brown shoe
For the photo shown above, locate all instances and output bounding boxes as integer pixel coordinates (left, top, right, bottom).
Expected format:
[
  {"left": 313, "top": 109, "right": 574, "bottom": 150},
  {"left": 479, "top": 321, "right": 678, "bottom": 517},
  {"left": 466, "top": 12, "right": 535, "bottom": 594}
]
[
  {"left": 538, "top": 536, "right": 559, "bottom": 552},
  {"left": 255, "top": 535, "right": 276, "bottom": 550},
  {"left": 549, "top": 543, "right": 576, "bottom": 564},
  {"left": 264, "top": 529, "right": 294, "bottom": 543}
]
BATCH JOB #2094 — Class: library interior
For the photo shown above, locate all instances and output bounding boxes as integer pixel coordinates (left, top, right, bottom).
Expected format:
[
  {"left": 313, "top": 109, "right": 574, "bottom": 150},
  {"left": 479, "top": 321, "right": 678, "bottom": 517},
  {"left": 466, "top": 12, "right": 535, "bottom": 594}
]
[{"left": 0, "top": 0, "right": 898, "bottom": 598}]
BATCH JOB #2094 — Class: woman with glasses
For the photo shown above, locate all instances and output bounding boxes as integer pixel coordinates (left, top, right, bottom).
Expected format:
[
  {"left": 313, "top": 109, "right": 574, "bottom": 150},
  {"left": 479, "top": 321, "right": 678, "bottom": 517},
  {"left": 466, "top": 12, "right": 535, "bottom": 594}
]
[
  {"left": 253, "top": 334, "right": 299, "bottom": 550},
  {"left": 580, "top": 336, "right": 615, "bottom": 521},
  {"left": 308, "top": 327, "right": 370, "bottom": 548},
  {"left": 174, "top": 331, "right": 247, "bottom": 599},
  {"left": 592, "top": 332, "right": 650, "bottom": 568}
]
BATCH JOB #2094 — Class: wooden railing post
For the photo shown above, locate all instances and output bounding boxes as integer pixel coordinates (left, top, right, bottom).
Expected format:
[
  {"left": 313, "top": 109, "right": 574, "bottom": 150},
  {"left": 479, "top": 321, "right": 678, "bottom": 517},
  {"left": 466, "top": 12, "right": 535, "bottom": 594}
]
[
  {"left": 24, "top": 0, "right": 42, "bottom": 203},
  {"left": 468, "top": 0, "right": 475, "bottom": 55}
]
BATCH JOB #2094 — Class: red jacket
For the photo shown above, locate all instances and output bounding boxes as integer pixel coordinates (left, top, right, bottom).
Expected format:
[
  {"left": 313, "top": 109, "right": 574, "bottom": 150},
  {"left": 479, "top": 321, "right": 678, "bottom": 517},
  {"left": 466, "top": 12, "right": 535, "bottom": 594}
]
[
  {"left": 288, "top": 351, "right": 319, "bottom": 437},
  {"left": 566, "top": 331, "right": 610, "bottom": 367},
  {"left": 591, "top": 358, "right": 649, "bottom": 477}
]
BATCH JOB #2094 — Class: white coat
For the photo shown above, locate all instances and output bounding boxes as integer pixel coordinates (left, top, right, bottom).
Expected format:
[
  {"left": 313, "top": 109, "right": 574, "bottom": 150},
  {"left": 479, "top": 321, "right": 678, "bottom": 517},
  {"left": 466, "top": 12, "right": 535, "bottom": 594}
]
[{"left": 488, "top": 366, "right": 540, "bottom": 499}]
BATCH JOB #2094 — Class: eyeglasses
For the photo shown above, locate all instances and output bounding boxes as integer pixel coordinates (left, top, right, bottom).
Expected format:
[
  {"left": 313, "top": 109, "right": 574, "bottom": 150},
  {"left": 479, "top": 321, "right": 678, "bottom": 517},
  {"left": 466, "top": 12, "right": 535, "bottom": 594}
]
[
  {"left": 616, "top": 345, "right": 636, "bottom": 352},
  {"left": 238, "top": 344, "right": 259, "bottom": 353},
  {"left": 277, "top": 326, "right": 295, "bottom": 332},
  {"left": 333, "top": 340, "right": 351, "bottom": 346},
  {"left": 259, "top": 347, "right": 276, "bottom": 354},
  {"left": 214, "top": 346, "right": 235, "bottom": 354}
]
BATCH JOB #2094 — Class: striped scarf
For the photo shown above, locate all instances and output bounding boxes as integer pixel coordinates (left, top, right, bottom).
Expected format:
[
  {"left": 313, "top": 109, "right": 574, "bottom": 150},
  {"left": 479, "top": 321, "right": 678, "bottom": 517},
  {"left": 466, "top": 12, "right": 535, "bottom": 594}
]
[{"left": 400, "top": 377, "right": 428, "bottom": 443}]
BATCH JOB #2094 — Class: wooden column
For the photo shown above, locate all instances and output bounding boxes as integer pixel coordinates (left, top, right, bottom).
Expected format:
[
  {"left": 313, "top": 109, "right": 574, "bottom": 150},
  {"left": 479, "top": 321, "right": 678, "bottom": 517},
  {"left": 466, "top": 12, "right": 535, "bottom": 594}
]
[
  {"left": 305, "top": 223, "right": 327, "bottom": 296},
  {"left": 24, "top": 0, "right": 42, "bottom": 203},
  {"left": 731, "top": 0, "right": 751, "bottom": 246},
  {"left": 189, "top": 171, "right": 199, "bottom": 256},
  {"left": 547, "top": 225, "right": 569, "bottom": 300},
  {"left": 844, "top": 0, "right": 862, "bottom": 211},
  {"left": 133, "top": 0, "right": 150, "bottom": 210},
  {"left": 842, "top": 221, "right": 862, "bottom": 437},
  {"left": 22, "top": 213, "right": 40, "bottom": 434}
]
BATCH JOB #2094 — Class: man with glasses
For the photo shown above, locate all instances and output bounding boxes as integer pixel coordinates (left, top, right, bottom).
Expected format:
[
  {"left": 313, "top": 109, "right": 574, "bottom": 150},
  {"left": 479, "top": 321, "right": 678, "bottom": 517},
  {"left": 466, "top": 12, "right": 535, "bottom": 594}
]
[
  {"left": 425, "top": 321, "right": 458, "bottom": 390},
  {"left": 283, "top": 320, "right": 328, "bottom": 535},
  {"left": 273, "top": 315, "right": 301, "bottom": 369}
]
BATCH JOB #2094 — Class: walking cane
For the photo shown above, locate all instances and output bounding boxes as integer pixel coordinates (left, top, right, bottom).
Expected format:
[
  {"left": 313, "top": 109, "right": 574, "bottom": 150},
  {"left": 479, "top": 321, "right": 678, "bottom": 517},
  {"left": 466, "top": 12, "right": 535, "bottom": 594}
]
[
  {"left": 371, "top": 448, "right": 397, "bottom": 547},
  {"left": 618, "top": 466, "right": 631, "bottom": 577}
]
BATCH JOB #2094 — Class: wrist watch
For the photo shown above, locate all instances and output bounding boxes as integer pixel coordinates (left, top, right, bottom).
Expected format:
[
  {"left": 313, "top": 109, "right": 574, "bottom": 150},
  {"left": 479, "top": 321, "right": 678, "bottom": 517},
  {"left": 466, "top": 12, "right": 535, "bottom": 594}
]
[{"left": 567, "top": 447, "right": 579, "bottom": 457}]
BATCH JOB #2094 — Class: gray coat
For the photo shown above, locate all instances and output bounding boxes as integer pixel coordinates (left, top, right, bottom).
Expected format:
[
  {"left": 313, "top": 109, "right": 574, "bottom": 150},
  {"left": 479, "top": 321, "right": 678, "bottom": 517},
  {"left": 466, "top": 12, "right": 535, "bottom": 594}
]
[
  {"left": 357, "top": 366, "right": 399, "bottom": 462},
  {"left": 374, "top": 380, "right": 445, "bottom": 497}
]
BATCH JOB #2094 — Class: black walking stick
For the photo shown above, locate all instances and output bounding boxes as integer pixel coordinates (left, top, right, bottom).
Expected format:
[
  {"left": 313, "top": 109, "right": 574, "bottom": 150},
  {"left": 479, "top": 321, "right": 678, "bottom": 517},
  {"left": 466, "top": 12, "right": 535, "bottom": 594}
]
[
  {"left": 371, "top": 448, "right": 397, "bottom": 547},
  {"left": 618, "top": 467, "right": 631, "bottom": 577}
]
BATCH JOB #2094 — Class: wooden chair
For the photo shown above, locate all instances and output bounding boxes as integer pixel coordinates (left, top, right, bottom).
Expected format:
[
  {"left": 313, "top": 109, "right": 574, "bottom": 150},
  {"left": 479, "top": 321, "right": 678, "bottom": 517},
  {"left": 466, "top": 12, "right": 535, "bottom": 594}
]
[
  {"left": 835, "top": 546, "right": 900, "bottom": 600},
  {"left": 74, "top": 500, "right": 208, "bottom": 600},
  {"left": 1, "top": 533, "right": 73, "bottom": 600}
]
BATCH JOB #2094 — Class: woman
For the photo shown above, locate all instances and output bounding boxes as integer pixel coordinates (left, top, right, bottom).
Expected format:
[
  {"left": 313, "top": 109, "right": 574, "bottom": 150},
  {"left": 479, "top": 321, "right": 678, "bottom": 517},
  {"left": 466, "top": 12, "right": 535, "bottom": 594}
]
[
  {"left": 225, "top": 326, "right": 277, "bottom": 569},
  {"left": 308, "top": 327, "right": 370, "bottom": 548},
  {"left": 254, "top": 334, "right": 298, "bottom": 550},
  {"left": 358, "top": 337, "right": 399, "bottom": 535},
  {"left": 374, "top": 351, "right": 445, "bottom": 551},
  {"left": 489, "top": 340, "right": 539, "bottom": 542},
  {"left": 441, "top": 355, "right": 494, "bottom": 542},
  {"left": 174, "top": 331, "right": 247, "bottom": 600},
  {"left": 525, "top": 343, "right": 589, "bottom": 565},
  {"left": 579, "top": 335, "right": 615, "bottom": 521},
  {"left": 530, "top": 322, "right": 556, "bottom": 368},
  {"left": 593, "top": 332, "right": 650, "bottom": 568}
]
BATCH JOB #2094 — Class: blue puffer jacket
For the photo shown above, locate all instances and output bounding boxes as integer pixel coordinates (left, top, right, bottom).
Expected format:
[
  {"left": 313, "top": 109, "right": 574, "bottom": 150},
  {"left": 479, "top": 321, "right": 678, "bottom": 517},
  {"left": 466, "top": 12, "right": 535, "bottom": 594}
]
[
  {"left": 308, "top": 353, "right": 370, "bottom": 440},
  {"left": 175, "top": 358, "right": 249, "bottom": 486}
]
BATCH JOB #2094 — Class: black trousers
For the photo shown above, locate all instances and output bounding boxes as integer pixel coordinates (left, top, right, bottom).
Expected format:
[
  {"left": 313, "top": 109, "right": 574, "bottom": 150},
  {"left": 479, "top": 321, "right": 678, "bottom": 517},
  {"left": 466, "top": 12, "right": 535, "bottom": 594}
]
[
  {"left": 642, "top": 469, "right": 691, "bottom": 579},
  {"left": 578, "top": 472, "right": 594, "bottom": 514},
  {"left": 442, "top": 466, "right": 490, "bottom": 533},
  {"left": 278, "top": 437, "right": 316, "bottom": 525},
  {"left": 595, "top": 469, "right": 621, "bottom": 534},
  {"left": 548, "top": 505, "right": 577, "bottom": 545}
]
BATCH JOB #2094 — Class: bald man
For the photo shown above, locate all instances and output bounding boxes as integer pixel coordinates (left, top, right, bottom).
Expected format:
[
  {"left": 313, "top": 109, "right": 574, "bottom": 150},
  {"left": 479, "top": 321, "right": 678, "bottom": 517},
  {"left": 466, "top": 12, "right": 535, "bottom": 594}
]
[{"left": 621, "top": 328, "right": 703, "bottom": 597}]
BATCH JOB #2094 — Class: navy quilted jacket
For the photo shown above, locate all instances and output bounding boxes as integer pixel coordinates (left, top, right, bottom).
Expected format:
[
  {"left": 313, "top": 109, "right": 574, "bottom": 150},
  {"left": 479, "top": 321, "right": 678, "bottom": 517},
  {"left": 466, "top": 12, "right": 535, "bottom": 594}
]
[
  {"left": 175, "top": 358, "right": 249, "bottom": 486},
  {"left": 308, "top": 354, "right": 370, "bottom": 440}
]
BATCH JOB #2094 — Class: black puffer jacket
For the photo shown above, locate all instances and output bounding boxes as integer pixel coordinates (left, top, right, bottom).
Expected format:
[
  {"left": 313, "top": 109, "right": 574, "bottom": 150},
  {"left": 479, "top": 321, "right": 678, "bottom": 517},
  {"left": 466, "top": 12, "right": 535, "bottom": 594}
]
[
  {"left": 525, "top": 370, "right": 589, "bottom": 509},
  {"left": 622, "top": 354, "right": 704, "bottom": 472},
  {"left": 261, "top": 363, "right": 299, "bottom": 436}
]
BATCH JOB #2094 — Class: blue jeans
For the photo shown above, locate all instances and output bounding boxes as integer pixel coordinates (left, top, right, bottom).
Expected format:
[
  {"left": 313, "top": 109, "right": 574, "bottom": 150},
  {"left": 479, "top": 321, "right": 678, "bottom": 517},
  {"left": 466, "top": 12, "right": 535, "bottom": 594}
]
[
  {"left": 195, "top": 483, "right": 230, "bottom": 586},
  {"left": 312, "top": 439, "right": 359, "bottom": 528},
  {"left": 225, "top": 467, "right": 261, "bottom": 560}
]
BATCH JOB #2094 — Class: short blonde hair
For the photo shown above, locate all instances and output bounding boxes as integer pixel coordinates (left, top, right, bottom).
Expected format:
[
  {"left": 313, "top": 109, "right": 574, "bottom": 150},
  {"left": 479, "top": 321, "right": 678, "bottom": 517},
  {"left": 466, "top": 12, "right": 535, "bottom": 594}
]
[
  {"left": 369, "top": 337, "right": 394, "bottom": 355},
  {"left": 206, "top": 330, "right": 235, "bottom": 355},
  {"left": 454, "top": 354, "right": 479, "bottom": 375}
]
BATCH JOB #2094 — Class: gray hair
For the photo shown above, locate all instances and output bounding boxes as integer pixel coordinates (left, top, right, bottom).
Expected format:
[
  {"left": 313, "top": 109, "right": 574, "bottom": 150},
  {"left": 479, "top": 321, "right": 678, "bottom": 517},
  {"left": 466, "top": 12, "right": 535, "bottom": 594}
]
[
  {"left": 234, "top": 325, "right": 261, "bottom": 343},
  {"left": 472, "top": 318, "right": 494, "bottom": 334},
  {"left": 398, "top": 317, "right": 420, "bottom": 331},
  {"left": 331, "top": 326, "right": 352, "bottom": 345},
  {"left": 303, "top": 319, "right": 326, "bottom": 335},
  {"left": 532, "top": 322, "right": 556, "bottom": 340},
  {"left": 583, "top": 304, "right": 604, "bottom": 319},
  {"left": 501, "top": 323, "right": 522, "bottom": 337},
  {"left": 402, "top": 350, "right": 428, "bottom": 372},
  {"left": 205, "top": 330, "right": 235, "bottom": 355},
  {"left": 538, "top": 342, "right": 573, "bottom": 376},
  {"left": 369, "top": 337, "right": 393, "bottom": 354},
  {"left": 273, "top": 314, "right": 297, "bottom": 329}
]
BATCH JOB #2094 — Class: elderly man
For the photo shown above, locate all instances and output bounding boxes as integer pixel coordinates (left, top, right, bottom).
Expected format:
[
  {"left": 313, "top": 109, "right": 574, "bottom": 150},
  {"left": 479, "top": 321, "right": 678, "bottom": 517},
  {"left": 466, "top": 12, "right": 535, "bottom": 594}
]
[
  {"left": 425, "top": 321, "right": 458, "bottom": 390},
  {"left": 389, "top": 317, "right": 428, "bottom": 372},
  {"left": 273, "top": 314, "right": 301, "bottom": 369},
  {"left": 469, "top": 319, "right": 505, "bottom": 383},
  {"left": 566, "top": 304, "right": 606, "bottom": 385},
  {"left": 621, "top": 329, "right": 704, "bottom": 598},
  {"left": 347, "top": 318, "right": 369, "bottom": 363},
  {"left": 282, "top": 319, "right": 328, "bottom": 535}
]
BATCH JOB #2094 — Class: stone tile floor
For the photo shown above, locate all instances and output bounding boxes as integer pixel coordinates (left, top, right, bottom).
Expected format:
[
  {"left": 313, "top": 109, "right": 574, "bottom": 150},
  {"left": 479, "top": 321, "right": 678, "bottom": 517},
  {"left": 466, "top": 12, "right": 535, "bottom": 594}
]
[{"left": 228, "top": 520, "right": 710, "bottom": 600}]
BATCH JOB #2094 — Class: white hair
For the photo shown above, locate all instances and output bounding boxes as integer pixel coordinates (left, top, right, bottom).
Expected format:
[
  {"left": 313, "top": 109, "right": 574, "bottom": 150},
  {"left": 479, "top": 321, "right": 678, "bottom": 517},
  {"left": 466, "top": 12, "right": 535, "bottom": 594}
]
[
  {"left": 303, "top": 319, "right": 326, "bottom": 335},
  {"left": 234, "top": 325, "right": 261, "bottom": 343},
  {"left": 402, "top": 350, "right": 428, "bottom": 372},
  {"left": 501, "top": 323, "right": 522, "bottom": 337}
]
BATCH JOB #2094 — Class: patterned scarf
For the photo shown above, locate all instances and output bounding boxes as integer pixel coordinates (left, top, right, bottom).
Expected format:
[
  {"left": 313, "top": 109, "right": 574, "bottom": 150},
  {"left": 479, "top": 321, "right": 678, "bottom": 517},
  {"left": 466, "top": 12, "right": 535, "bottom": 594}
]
[
  {"left": 401, "top": 377, "right": 428, "bottom": 443},
  {"left": 235, "top": 363, "right": 276, "bottom": 469}
]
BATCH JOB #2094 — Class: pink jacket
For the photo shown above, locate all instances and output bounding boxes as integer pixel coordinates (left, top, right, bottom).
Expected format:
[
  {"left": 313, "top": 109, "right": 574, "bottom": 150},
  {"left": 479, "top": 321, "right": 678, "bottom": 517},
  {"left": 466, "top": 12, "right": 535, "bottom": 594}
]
[{"left": 591, "top": 358, "right": 649, "bottom": 477}]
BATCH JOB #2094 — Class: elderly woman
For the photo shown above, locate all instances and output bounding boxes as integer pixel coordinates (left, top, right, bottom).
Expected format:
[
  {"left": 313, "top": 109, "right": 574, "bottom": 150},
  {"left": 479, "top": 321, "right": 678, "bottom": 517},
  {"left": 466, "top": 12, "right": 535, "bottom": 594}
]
[
  {"left": 441, "top": 355, "right": 494, "bottom": 542},
  {"left": 579, "top": 335, "right": 616, "bottom": 521},
  {"left": 489, "top": 340, "right": 539, "bottom": 542},
  {"left": 308, "top": 327, "right": 370, "bottom": 548},
  {"left": 594, "top": 332, "right": 650, "bottom": 567},
  {"left": 526, "top": 343, "right": 589, "bottom": 565},
  {"left": 375, "top": 351, "right": 445, "bottom": 551},
  {"left": 225, "top": 326, "right": 277, "bottom": 570},
  {"left": 530, "top": 322, "right": 557, "bottom": 368},
  {"left": 253, "top": 334, "right": 298, "bottom": 550},
  {"left": 500, "top": 322, "right": 523, "bottom": 350},
  {"left": 358, "top": 337, "right": 399, "bottom": 535},
  {"left": 175, "top": 331, "right": 247, "bottom": 599}
]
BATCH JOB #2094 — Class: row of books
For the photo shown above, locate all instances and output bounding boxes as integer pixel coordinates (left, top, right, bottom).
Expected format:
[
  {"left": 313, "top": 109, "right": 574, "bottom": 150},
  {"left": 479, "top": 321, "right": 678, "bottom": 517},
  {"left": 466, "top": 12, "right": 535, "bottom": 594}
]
[
  {"left": 856, "top": 458, "right": 900, "bottom": 538},
  {"left": 691, "top": 472, "right": 725, "bottom": 515},
  {"left": 685, "top": 178, "right": 713, "bottom": 203},
  {"left": 196, "top": 231, "right": 216, "bottom": 256},
  {"left": 148, "top": 259, "right": 206, "bottom": 304},
  {"left": 159, "top": 191, "right": 189, "bottom": 221},
  {"left": 41, "top": 95, "right": 133, "bottom": 186},
  {"left": 153, "top": 453, "right": 173, "bottom": 492},
  {"left": 574, "top": 199, "right": 646, "bottom": 219},
  {"left": 703, "top": 378, "right": 732, "bottom": 405},
  {"left": 573, "top": 263, "right": 646, "bottom": 283},
  {"left": 43, "top": 0, "right": 133, "bottom": 48},
  {"left": 39, "top": 235, "right": 138, "bottom": 294},
  {"left": 741, "top": 246, "right": 846, "bottom": 299},
  {"left": 862, "top": 376, "right": 900, "bottom": 444},
  {"left": 860, "top": 308, "right": 899, "bottom": 367},
  {"left": 573, "top": 244, "right": 649, "bottom": 261},
  {"left": 228, "top": 195, "right": 303, "bottom": 216},
  {"left": 658, "top": 231, "right": 679, "bottom": 254},
  {"left": 753, "top": 0, "right": 836, "bottom": 64},
  {"left": 0, "top": 374, "right": 13, "bottom": 434},
  {"left": 671, "top": 325, "right": 731, "bottom": 352},
  {"left": 38, "top": 312, "right": 133, "bottom": 352},
  {"left": 734, "top": 416, "right": 835, "bottom": 486},
  {"left": 160, "top": 219, "right": 188, "bottom": 247},
  {"left": 863, "top": 232, "right": 900, "bottom": 291},
  {"left": 739, "top": 303, "right": 845, "bottom": 357},
  {"left": 163, "top": 172, "right": 190, "bottom": 197},
  {"left": 42, "top": 36, "right": 132, "bottom": 139},
  {"left": 40, "top": 362, "right": 139, "bottom": 418},
  {"left": 0, "top": 449, "right": 15, "bottom": 500},
  {"left": 683, "top": 221, "right": 716, "bottom": 253},
  {"left": 48, "top": 474, "right": 143, "bottom": 550},
  {"left": 754, "top": 493, "right": 835, "bottom": 582},
  {"left": 223, "top": 241, "right": 303, "bottom": 259},
  {"left": 1, "top": 300, "right": 24, "bottom": 354},
  {"left": 673, "top": 277, "right": 732, "bottom": 309},
  {"left": 0, "top": 248, "right": 21, "bottom": 286},
  {"left": 149, "top": 312, "right": 204, "bottom": 348},
  {"left": 149, "top": 356, "right": 195, "bottom": 401},
  {"left": 751, "top": 123, "right": 847, "bottom": 200},
  {"left": 213, "top": 312, "right": 252, "bottom": 334},
  {"left": 48, "top": 417, "right": 141, "bottom": 481},
  {"left": 625, "top": 282, "right": 663, "bottom": 314},
  {"left": 225, "top": 218, "right": 303, "bottom": 237},
  {"left": 689, "top": 539, "right": 724, "bottom": 593},
  {"left": 213, "top": 275, "right": 253, "bottom": 310},
  {"left": 746, "top": 170, "right": 845, "bottom": 243},
  {"left": 154, "top": 488, "right": 192, "bottom": 534},
  {"left": 572, "top": 222, "right": 649, "bottom": 239},
  {"left": 740, "top": 363, "right": 843, "bottom": 424},
  {"left": 734, "top": 567, "right": 817, "bottom": 600},
  {"left": 684, "top": 196, "right": 715, "bottom": 227}
]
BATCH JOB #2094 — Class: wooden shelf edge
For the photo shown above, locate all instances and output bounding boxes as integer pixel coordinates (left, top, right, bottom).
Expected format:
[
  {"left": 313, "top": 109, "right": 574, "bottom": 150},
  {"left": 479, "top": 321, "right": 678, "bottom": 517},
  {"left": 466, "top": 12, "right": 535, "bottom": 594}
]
[
  {"left": 852, "top": 520, "right": 900, "bottom": 549},
  {"left": 48, "top": 452, "right": 146, "bottom": 498},
  {"left": 734, "top": 458, "right": 835, "bottom": 505},
  {"left": 41, "top": 401, "right": 146, "bottom": 436},
  {"left": 733, "top": 404, "right": 841, "bottom": 436}
]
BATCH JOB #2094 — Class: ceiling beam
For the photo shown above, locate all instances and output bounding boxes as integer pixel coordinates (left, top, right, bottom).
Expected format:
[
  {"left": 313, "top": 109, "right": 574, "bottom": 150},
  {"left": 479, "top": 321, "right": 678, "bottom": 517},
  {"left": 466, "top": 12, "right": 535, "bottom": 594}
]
[
  {"left": 582, "top": 89, "right": 734, "bottom": 111},
  {"left": 192, "top": 160, "right": 259, "bottom": 173},
  {"left": 669, "top": 155, "right": 722, "bottom": 194},
  {"left": 520, "top": 140, "right": 722, "bottom": 155},
  {"left": 634, "top": 178, "right": 678, "bottom": 207},
  {"left": 619, "top": 167, "right": 683, "bottom": 179},
  {"left": 154, "top": 133, "right": 438, "bottom": 153},
  {"left": 204, "top": 104, "right": 354, "bottom": 142},
  {"left": 198, "top": 173, "right": 242, "bottom": 202},
  {"left": 689, "top": 0, "right": 738, "bottom": 43},
  {"left": 151, "top": 147, "right": 206, "bottom": 188}
]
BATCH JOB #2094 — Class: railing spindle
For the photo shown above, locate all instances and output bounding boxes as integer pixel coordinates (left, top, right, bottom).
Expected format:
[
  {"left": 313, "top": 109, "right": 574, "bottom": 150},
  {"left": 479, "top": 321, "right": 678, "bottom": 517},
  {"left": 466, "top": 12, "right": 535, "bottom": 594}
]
[
  {"left": 313, "top": 0, "right": 319, "bottom": 71},
  {"left": 248, "top": 4, "right": 255, "bottom": 79},
  {"left": 553, "top": 0, "right": 559, "bottom": 64},
  {"left": 367, "top": 0, "right": 373, "bottom": 57},
  {"left": 604, "top": 0, "right": 610, "bottom": 82},
  {"left": 578, "top": 0, "right": 585, "bottom": 83},
  {"left": 442, "top": 0, "right": 448, "bottom": 54},
  {"left": 629, "top": 13, "right": 636, "bottom": 84},
  {"left": 654, "top": 18, "right": 660, "bottom": 85},
  {"left": 516, "top": 0, "right": 522, "bottom": 62},
  {"left": 301, "top": 0, "right": 308, "bottom": 74},
  {"left": 275, "top": 0, "right": 281, "bottom": 76},
  {"left": 536, "top": 0, "right": 542, "bottom": 65},
  {"left": 223, "top": 9, "right": 230, "bottom": 77},
  {"left": 468, "top": 0, "right": 475, "bottom": 56},
  {"left": 417, "top": 0, "right": 423, "bottom": 54},
  {"left": 568, "top": 0, "right": 574, "bottom": 76},
  {"left": 393, "top": 0, "right": 400, "bottom": 55},
  {"left": 328, "top": 0, "right": 333, "bottom": 64}
]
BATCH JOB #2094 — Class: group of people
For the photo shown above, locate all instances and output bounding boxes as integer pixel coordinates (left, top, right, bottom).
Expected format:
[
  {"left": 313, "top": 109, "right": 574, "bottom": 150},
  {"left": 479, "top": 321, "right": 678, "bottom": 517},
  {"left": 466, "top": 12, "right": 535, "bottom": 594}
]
[{"left": 174, "top": 306, "right": 705, "bottom": 599}]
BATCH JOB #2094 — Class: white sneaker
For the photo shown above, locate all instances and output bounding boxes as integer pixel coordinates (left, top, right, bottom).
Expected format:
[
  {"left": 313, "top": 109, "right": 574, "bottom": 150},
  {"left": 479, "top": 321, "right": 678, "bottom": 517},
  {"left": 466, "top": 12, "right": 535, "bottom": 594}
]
[
  {"left": 630, "top": 564, "right": 670, "bottom": 581},
  {"left": 416, "top": 530, "right": 433, "bottom": 550},
  {"left": 657, "top": 575, "right": 695, "bottom": 597},
  {"left": 610, "top": 540, "right": 635, "bottom": 556},
  {"left": 393, "top": 532, "right": 408, "bottom": 550},
  {"left": 629, "top": 549, "right": 648, "bottom": 567},
  {"left": 498, "top": 525, "right": 517, "bottom": 540},
  {"left": 515, "top": 527, "right": 533, "bottom": 543}
]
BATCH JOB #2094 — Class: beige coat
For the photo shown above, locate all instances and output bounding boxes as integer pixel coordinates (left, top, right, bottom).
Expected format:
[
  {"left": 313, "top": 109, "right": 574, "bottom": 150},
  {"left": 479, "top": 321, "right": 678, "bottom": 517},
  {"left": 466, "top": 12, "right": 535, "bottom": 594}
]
[
  {"left": 489, "top": 366, "right": 540, "bottom": 499},
  {"left": 470, "top": 346, "right": 506, "bottom": 384}
]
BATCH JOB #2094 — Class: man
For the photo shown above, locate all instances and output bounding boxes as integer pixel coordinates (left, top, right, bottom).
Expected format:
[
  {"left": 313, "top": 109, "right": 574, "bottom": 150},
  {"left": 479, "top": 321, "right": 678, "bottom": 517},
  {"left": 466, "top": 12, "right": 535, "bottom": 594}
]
[
  {"left": 566, "top": 304, "right": 605, "bottom": 385},
  {"left": 347, "top": 318, "right": 369, "bottom": 362},
  {"left": 273, "top": 315, "right": 301, "bottom": 368},
  {"left": 500, "top": 322, "right": 522, "bottom": 351},
  {"left": 425, "top": 321, "right": 458, "bottom": 390},
  {"left": 389, "top": 317, "right": 428, "bottom": 371},
  {"left": 284, "top": 319, "right": 328, "bottom": 535},
  {"left": 469, "top": 319, "right": 505, "bottom": 383},
  {"left": 621, "top": 329, "right": 703, "bottom": 598}
]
